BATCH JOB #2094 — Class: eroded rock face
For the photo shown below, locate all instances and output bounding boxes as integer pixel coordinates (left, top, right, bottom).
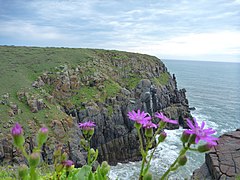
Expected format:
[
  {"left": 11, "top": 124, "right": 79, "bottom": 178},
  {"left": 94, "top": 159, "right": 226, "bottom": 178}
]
[
  {"left": 192, "top": 129, "right": 240, "bottom": 180},
  {"left": 74, "top": 77, "right": 190, "bottom": 165},
  {"left": 0, "top": 51, "right": 191, "bottom": 167},
  {"left": 45, "top": 65, "right": 188, "bottom": 165}
]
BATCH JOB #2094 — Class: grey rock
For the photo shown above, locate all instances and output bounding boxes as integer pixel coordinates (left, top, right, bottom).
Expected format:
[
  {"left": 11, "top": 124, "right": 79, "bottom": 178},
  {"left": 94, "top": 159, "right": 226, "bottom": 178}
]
[
  {"left": 192, "top": 130, "right": 240, "bottom": 180},
  {"left": 1, "top": 54, "right": 192, "bottom": 167}
]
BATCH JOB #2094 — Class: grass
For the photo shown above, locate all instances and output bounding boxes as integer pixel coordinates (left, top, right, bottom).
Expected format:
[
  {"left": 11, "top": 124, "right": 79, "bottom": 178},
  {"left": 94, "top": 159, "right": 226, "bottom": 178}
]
[
  {"left": 124, "top": 75, "right": 142, "bottom": 90},
  {"left": 152, "top": 72, "right": 170, "bottom": 86},
  {"left": 103, "top": 80, "right": 121, "bottom": 97},
  {"left": 69, "top": 79, "right": 121, "bottom": 107},
  {"left": 0, "top": 46, "right": 96, "bottom": 96},
  {"left": 0, "top": 45, "right": 166, "bottom": 136},
  {"left": 72, "top": 86, "right": 99, "bottom": 104}
]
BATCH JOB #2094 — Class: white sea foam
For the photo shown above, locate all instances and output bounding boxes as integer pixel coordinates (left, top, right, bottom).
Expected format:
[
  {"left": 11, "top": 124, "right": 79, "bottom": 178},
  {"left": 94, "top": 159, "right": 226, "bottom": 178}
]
[
  {"left": 109, "top": 112, "right": 216, "bottom": 180},
  {"left": 109, "top": 128, "right": 205, "bottom": 180},
  {"left": 191, "top": 111, "right": 219, "bottom": 130}
]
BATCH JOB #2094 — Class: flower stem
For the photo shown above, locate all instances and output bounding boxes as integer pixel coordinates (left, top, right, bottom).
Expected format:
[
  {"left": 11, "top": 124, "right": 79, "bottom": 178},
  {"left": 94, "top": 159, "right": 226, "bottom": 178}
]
[
  {"left": 150, "top": 122, "right": 165, "bottom": 145},
  {"left": 137, "top": 128, "right": 145, "bottom": 180},
  {"left": 19, "top": 146, "right": 29, "bottom": 160},
  {"left": 86, "top": 140, "right": 91, "bottom": 165},
  {"left": 30, "top": 167, "right": 38, "bottom": 180},
  {"left": 160, "top": 147, "right": 188, "bottom": 180},
  {"left": 145, "top": 139, "right": 161, "bottom": 174}
]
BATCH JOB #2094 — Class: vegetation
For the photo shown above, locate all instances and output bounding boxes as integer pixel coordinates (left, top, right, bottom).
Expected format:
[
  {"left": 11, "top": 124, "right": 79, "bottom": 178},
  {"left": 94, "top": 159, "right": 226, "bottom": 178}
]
[
  {"left": 152, "top": 72, "right": 170, "bottom": 86},
  {"left": 0, "top": 46, "right": 164, "bottom": 132},
  {"left": 0, "top": 46, "right": 170, "bottom": 179}
]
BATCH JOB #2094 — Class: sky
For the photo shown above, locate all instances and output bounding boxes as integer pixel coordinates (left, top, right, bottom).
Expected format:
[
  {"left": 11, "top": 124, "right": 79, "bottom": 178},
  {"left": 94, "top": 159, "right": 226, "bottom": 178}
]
[{"left": 0, "top": 0, "right": 240, "bottom": 62}]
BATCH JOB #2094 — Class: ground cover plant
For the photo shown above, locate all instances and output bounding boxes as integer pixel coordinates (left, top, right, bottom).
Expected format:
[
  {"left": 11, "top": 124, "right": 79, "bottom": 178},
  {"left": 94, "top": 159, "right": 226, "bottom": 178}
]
[{"left": 9, "top": 110, "right": 218, "bottom": 180}]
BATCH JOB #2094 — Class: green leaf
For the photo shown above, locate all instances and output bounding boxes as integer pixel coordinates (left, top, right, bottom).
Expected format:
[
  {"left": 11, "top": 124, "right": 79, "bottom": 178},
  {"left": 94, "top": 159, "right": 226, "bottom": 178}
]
[
  {"left": 95, "top": 166, "right": 104, "bottom": 180},
  {"left": 88, "top": 171, "right": 94, "bottom": 180},
  {"left": 74, "top": 165, "right": 92, "bottom": 180}
]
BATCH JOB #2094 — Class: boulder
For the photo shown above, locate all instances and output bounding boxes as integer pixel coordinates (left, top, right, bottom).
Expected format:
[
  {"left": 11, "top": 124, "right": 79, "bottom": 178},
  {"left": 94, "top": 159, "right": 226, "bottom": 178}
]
[{"left": 192, "top": 129, "right": 240, "bottom": 180}]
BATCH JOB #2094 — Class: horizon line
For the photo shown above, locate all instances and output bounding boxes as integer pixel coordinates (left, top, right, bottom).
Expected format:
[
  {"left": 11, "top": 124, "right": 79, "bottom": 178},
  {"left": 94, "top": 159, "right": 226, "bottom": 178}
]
[
  {"left": 162, "top": 58, "right": 240, "bottom": 63},
  {"left": 1, "top": 45, "right": 239, "bottom": 63}
]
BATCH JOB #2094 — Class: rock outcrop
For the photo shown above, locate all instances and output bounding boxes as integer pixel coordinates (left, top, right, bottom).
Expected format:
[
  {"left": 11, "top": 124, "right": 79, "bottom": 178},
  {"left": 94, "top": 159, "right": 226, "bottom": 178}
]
[
  {"left": 0, "top": 49, "right": 191, "bottom": 166},
  {"left": 192, "top": 129, "right": 240, "bottom": 180}
]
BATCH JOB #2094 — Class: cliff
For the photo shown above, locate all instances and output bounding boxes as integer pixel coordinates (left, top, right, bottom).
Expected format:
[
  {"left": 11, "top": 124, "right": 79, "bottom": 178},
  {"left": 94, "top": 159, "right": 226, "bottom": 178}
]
[
  {"left": 192, "top": 129, "right": 240, "bottom": 179},
  {"left": 0, "top": 46, "right": 190, "bottom": 166}
]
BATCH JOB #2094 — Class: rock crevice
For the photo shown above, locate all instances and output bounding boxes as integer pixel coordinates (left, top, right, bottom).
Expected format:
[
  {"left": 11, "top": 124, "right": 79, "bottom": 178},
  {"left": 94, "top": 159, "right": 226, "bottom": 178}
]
[{"left": 192, "top": 129, "right": 240, "bottom": 180}]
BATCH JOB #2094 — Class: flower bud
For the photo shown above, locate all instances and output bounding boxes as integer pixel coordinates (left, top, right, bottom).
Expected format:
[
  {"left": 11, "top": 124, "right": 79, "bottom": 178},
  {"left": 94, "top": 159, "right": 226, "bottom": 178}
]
[
  {"left": 82, "top": 129, "right": 88, "bottom": 135},
  {"left": 145, "top": 128, "right": 153, "bottom": 138},
  {"left": 158, "top": 121, "right": 166, "bottom": 128},
  {"left": 13, "top": 135, "right": 25, "bottom": 148},
  {"left": 37, "top": 127, "right": 48, "bottom": 147},
  {"left": 143, "top": 172, "right": 153, "bottom": 180},
  {"left": 188, "top": 134, "right": 197, "bottom": 144},
  {"left": 158, "top": 131, "right": 167, "bottom": 142},
  {"left": 89, "top": 128, "right": 94, "bottom": 136},
  {"left": 134, "top": 122, "right": 142, "bottom": 130},
  {"left": 198, "top": 143, "right": 213, "bottom": 153},
  {"left": 101, "top": 161, "right": 110, "bottom": 176},
  {"left": 11, "top": 123, "right": 25, "bottom": 148},
  {"left": 18, "top": 164, "right": 28, "bottom": 179},
  {"left": 89, "top": 148, "right": 96, "bottom": 156},
  {"left": 29, "top": 152, "right": 40, "bottom": 168},
  {"left": 178, "top": 155, "right": 187, "bottom": 166},
  {"left": 181, "top": 130, "right": 190, "bottom": 143}
]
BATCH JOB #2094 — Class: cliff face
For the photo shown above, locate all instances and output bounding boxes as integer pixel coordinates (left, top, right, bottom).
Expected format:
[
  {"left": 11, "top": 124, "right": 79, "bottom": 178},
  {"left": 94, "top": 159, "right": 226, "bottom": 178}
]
[
  {"left": 192, "top": 129, "right": 240, "bottom": 180},
  {"left": 0, "top": 47, "right": 190, "bottom": 166}
]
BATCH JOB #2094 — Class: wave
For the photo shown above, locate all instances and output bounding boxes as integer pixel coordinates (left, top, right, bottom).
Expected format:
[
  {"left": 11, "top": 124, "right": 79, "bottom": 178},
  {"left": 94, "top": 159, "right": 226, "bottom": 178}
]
[
  {"left": 109, "top": 128, "right": 205, "bottom": 180},
  {"left": 109, "top": 107, "right": 234, "bottom": 180}
]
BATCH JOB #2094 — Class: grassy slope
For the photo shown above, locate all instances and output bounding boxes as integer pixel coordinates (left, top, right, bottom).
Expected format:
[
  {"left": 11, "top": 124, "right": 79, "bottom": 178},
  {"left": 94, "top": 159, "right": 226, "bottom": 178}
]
[
  {"left": 0, "top": 46, "right": 96, "bottom": 95},
  {"left": 0, "top": 46, "right": 169, "bottom": 136},
  {"left": 0, "top": 46, "right": 99, "bottom": 135}
]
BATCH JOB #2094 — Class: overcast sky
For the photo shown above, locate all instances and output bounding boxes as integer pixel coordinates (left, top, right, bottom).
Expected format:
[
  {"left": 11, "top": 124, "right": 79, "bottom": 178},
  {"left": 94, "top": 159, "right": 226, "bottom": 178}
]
[{"left": 0, "top": 0, "right": 239, "bottom": 62}]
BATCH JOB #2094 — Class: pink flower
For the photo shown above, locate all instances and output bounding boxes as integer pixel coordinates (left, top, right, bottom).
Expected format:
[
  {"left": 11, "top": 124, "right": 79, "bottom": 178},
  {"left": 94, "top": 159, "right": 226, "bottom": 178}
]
[
  {"left": 127, "top": 109, "right": 151, "bottom": 125},
  {"left": 39, "top": 127, "right": 48, "bottom": 133},
  {"left": 155, "top": 112, "right": 178, "bottom": 124},
  {"left": 142, "top": 121, "right": 158, "bottom": 129},
  {"left": 79, "top": 121, "right": 96, "bottom": 130},
  {"left": 11, "top": 123, "right": 23, "bottom": 136},
  {"left": 62, "top": 160, "right": 74, "bottom": 167},
  {"left": 185, "top": 118, "right": 218, "bottom": 145}
]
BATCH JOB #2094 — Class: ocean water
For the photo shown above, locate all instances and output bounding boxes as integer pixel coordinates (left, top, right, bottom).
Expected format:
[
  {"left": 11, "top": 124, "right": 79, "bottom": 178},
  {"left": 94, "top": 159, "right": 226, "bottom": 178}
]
[{"left": 109, "top": 60, "right": 240, "bottom": 179}]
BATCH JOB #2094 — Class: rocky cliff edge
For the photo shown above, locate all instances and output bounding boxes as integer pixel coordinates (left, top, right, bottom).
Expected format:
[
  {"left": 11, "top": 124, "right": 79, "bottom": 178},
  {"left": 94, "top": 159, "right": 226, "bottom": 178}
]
[{"left": 0, "top": 48, "right": 191, "bottom": 167}]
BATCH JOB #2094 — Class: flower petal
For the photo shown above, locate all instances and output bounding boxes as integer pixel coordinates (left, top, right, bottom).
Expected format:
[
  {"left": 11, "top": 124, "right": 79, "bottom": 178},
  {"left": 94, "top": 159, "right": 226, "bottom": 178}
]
[{"left": 187, "top": 119, "right": 195, "bottom": 129}]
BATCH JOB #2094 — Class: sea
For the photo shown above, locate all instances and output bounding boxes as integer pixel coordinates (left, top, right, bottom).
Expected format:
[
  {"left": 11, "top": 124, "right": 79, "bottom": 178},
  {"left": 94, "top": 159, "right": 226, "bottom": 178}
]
[{"left": 109, "top": 60, "right": 240, "bottom": 179}]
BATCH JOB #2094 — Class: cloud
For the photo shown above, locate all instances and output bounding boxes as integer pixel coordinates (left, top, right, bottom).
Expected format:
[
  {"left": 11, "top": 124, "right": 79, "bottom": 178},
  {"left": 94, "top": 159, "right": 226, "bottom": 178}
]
[
  {"left": 0, "top": 0, "right": 239, "bottom": 62},
  {"left": 125, "top": 31, "right": 240, "bottom": 62},
  {"left": 0, "top": 20, "right": 69, "bottom": 41}
]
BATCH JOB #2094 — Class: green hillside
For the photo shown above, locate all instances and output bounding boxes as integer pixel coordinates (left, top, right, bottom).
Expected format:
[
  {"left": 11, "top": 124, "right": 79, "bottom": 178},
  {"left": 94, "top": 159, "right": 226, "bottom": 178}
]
[{"left": 0, "top": 46, "right": 168, "bottom": 136}]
